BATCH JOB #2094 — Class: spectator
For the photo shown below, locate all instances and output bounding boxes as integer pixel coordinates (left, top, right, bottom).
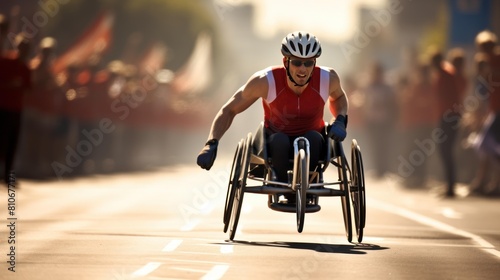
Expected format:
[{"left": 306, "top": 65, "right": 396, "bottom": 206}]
[
  {"left": 20, "top": 37, "right": 60, "bottom": 177},
  {"left": 471, "top": 30, "right": 500, "bottom": 195},
  {"left": 0, "top": 33, "right": 32, "bottom": 185},
  {"left": 429, "top": 47, "right": 462, "bottom": 197},
  {"left": 360, "top": 61, "right": 399, "bottom": 178},
  {"left": 447, "top": 48, "right": 469, "bottom": 101},
  {"left": 466, "top": 54, "right": 492, "bottom": 194}
]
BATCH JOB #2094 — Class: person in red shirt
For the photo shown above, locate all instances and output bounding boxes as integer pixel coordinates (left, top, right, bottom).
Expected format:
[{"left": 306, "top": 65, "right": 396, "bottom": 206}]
[
  {"left": 196, "top": 31, "right": 349, "bottom": 193},
  {"left": 430, "top": 48, "right": 462, "bottom": 197},
  {"left": 0, "top": 33, "right": 32, "bottom": 185}
]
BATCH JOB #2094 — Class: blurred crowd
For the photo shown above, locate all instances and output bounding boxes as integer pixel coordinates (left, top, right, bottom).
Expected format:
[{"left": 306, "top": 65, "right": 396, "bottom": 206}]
[
  {"left": 346, "top": 29, "right": 500, "bottom": 197},
  {"left": 0, "top": 13, "right": 205, "bottom": 182},
  {"left": 1, "top": 6, "right": 499, "bottom": 199}
]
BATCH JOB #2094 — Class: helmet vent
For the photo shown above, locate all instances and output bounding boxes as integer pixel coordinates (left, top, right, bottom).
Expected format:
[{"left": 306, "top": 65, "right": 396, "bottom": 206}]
[
  {"left": 305, "top": 44, "right": 311, "bottom": 55},
  {"left": 282, "top": 45, "right": 290, "bottom": 55},
  {"left": 312, "top": 42, "right": 317, "bottom": 53}
]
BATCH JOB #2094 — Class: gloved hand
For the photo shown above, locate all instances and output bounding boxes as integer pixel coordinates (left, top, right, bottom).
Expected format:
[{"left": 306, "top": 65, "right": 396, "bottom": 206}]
[
  {"left": 197, "top": 139, "right": 218, "bottom": 170},
  {"left": 328, "top": 115, "right": 347, "bottom": 142}
]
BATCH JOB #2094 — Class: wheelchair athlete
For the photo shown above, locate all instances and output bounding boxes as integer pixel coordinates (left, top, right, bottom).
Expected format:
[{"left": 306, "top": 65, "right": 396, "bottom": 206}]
[{"left": 197, "top": 31, "right": 349, "bottom": 192}]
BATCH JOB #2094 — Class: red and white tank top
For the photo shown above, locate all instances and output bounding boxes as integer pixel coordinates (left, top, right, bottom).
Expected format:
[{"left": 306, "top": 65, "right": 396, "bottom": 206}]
[{"left": 261, "top": 66, "right": 330, "bottom": 136}]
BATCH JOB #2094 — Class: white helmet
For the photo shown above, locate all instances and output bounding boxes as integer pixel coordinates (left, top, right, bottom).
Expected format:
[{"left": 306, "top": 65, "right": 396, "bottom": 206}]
[{"left": 281, "top": 31, "right": 322, "bottom": 58}]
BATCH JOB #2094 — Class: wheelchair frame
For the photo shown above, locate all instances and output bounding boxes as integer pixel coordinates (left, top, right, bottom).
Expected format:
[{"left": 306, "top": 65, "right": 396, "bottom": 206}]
[{"left": 223, "top": 123, "right": 366, "bottom": 243}]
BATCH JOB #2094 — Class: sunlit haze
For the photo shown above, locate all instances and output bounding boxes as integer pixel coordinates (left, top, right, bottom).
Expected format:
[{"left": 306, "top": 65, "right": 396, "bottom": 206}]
[{"left": 221, "top": 0, "right": 387, "bottom": 42}]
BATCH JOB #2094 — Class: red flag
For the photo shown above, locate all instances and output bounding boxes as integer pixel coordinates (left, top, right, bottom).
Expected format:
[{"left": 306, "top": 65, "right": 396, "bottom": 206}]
[{"left": 52, "top": 11, "right": 114, "bottom": 74}]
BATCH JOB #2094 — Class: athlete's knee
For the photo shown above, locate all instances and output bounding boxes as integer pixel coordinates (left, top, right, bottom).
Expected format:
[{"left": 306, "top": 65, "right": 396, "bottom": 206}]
[
  {"left": 268, "top": 132, "right": 290, "bottom": 156},
  {"left": 304, "top": 130, "right": 324, "bottom": 145}
]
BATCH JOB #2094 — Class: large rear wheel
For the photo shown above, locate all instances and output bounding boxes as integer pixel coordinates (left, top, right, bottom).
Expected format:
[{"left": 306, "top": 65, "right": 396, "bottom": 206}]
[
  {"left": 228, "top": 133, "right": 252, "bottom": 241},
  {"left": 337, "top": 141, "right": 353, "bottom": 242},
  {"left": 223, "top": 140, "right": 243, "bottom": 233},
  {"left": 351, "top": 139, "right": 366, "bottom": 243}
]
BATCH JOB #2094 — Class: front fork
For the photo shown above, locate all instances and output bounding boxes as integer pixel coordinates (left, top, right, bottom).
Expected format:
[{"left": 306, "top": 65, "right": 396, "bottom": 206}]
[{"left": 291, "top": 137, "right": 310, "bottom": 192}]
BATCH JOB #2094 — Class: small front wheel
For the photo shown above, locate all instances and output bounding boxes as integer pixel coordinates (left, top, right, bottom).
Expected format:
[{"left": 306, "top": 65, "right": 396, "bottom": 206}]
[{"left": 296, "top": 149, "right": 308, "bottom": 233}]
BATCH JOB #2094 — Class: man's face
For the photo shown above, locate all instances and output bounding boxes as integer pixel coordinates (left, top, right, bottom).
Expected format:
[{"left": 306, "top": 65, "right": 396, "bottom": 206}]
[{"left": 283, "top": 56, "right": 316, "bottom": 86}]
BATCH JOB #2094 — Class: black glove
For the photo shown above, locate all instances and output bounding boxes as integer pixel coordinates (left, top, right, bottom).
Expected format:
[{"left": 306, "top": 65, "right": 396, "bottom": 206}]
[
  {"left": 197, "top": 139, "right": 218, "bottom": 170},
  {"left": 328, "top": 115, "right": 347, "bottom": 142}
]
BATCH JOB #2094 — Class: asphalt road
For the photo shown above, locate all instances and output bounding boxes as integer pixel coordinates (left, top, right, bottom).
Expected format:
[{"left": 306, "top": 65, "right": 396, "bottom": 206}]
[{"left": 1, "top": 160, "right": 499, "bottom": 280}]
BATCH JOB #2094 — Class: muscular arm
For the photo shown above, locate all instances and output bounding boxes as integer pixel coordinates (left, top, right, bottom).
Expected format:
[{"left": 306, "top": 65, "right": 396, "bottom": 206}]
[
  {"left": 206, "top": 71, "right": 268, "bottom": 141},
  {"left": 326, "top": 68, "right": 349, "bottom": 120}
]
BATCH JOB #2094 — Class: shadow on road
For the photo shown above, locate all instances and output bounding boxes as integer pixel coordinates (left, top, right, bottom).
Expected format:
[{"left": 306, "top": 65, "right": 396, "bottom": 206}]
[{"left": 216, "top": 240, "right": 389, "bottom": 255}]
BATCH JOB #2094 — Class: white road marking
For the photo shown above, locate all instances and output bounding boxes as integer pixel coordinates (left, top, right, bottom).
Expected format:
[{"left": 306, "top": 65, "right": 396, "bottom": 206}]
[
  {"left": 201, "top": 265, "right": 230, "bottom": 280},
  {"left": 439, "top": 207, "right": 463, "bottom": 219},
  {"left": 370, "top": 198, "right": 500, "bottom": 260},
  {"left": 131, "top": 262, "right": 162, "bottom": 277},
  {"left": 162, "top": 239, "right": 183, "bottom": 252}
]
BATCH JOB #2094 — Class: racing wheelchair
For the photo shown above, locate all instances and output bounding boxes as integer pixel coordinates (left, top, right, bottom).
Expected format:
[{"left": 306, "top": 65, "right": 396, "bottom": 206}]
[{"left": 223, "top": 122, "right": 366, "bottom": 243}]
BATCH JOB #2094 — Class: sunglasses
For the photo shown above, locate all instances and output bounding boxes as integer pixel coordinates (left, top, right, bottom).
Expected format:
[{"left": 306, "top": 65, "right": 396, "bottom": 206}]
[{"left": 289, "top": 59, "right": 315, "bottom": 67}]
